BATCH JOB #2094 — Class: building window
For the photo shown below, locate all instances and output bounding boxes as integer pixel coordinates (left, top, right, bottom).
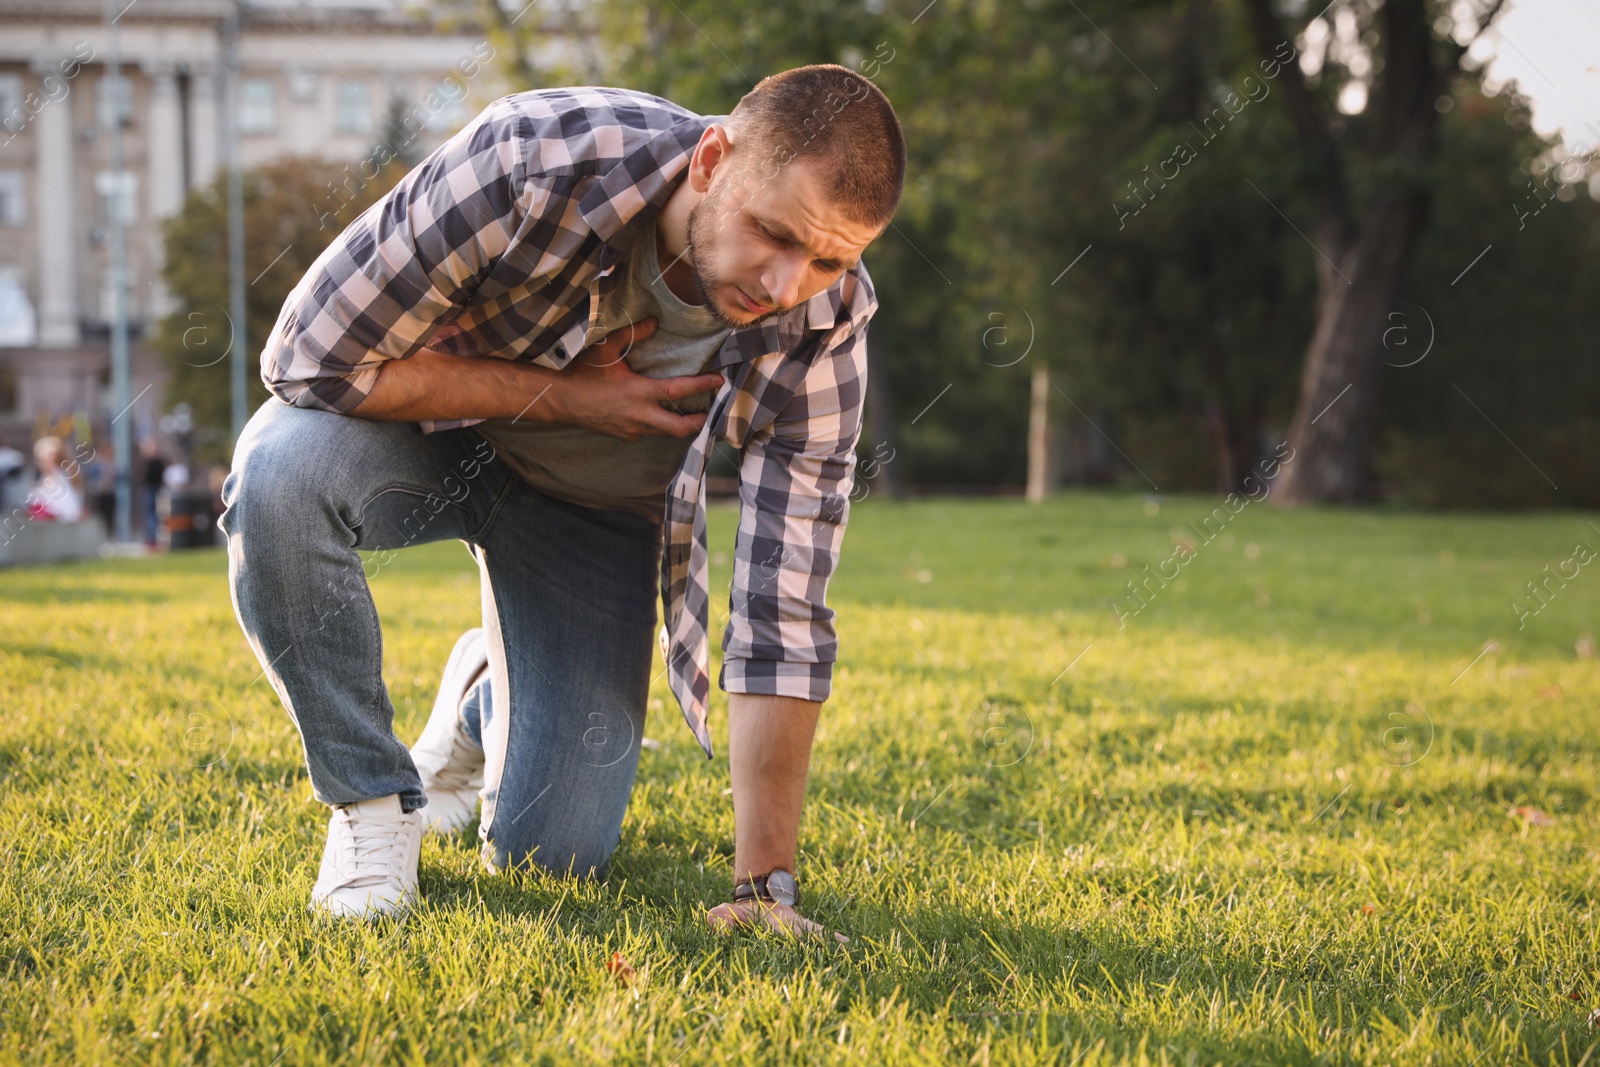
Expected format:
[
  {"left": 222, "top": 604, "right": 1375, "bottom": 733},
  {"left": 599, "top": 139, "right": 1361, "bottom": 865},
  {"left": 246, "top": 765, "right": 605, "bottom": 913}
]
[
  {"left": 95, "top": 169, "right": 138, "bottom": 228},
  {"left": 424, "top": 79, "right": 470, "bottom": 133},
  {"left": 238, "top": 78, "right": 277, "bottom": 134},
  {"left": 0, "top": 171, "right": 25, "bottom": 226},
  {"left": 0, "top": 267, "right": 37, "bottom": 348},
  {"left": 335, "top": 81, "right": 372, "bottom": 134},
  {"left": 0, "top": 75, "right": 22, "bottom": 137},
  {"left": 96, "top": 74, "right": 134, "bottom": 128}
]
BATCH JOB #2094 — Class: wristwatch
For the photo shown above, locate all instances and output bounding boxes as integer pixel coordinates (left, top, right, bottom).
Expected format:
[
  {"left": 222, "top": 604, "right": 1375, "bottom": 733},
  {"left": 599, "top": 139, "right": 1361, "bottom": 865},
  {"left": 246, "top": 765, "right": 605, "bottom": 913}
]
[{"left": 733, "top": 867, "right": 798, "bottom": 907}]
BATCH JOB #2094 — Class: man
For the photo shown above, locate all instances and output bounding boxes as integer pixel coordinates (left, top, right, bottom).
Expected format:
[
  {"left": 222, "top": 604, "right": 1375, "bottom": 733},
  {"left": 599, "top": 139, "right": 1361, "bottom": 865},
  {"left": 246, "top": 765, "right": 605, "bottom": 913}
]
[
  {"left": 219, "top": 65, "right": 904, "bottom": 941},
  {"left": 139, "top": 438, "right": 166, "bottom": 547}
]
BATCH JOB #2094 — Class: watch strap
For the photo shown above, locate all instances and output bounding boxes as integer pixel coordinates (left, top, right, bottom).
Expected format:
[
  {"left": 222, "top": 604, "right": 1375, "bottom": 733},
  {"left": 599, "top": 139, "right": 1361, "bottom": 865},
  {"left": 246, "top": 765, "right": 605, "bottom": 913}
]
[{"left": 733, "top": 868, "right": 798, "bottom": 907}]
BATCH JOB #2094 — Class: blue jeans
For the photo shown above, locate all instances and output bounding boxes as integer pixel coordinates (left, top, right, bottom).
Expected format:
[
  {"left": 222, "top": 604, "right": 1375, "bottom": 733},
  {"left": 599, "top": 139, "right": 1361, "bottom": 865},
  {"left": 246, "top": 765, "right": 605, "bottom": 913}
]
[
  {"left": 219, "top": 397, "right": 662, "bottom": 879},
  {"left": 142, "top": 486, "right": 162, "bottom": 544}
]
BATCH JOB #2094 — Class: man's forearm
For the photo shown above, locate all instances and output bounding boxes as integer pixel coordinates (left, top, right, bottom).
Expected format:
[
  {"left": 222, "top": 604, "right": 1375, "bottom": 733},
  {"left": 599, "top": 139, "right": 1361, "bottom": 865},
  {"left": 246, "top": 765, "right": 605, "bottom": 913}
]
[
  {"left": 348, "top": 347, "right": 567, "bottom": 422},
  {"left": 727, "top": 691, "right": 821, "bottom": 885}
]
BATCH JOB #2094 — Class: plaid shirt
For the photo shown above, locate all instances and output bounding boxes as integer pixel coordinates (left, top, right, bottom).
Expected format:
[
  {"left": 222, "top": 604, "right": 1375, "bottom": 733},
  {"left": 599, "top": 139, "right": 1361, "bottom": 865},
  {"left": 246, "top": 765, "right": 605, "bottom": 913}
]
[{"left": 260, "top": 87, "right": 877, "bottom": 759}]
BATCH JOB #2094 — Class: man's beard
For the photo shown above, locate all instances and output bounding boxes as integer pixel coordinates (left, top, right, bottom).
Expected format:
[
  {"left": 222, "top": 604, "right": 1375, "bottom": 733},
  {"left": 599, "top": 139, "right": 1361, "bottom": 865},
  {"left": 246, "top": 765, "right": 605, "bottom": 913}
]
[{"left": 685, "top": 191, "right": 788, "bottom": 330}]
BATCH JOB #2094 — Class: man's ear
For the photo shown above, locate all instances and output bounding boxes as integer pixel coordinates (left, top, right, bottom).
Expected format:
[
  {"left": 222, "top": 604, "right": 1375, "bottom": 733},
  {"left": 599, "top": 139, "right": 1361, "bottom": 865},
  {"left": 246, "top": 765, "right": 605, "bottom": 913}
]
[{"left": 690, "top": 124, "right": 734, "bottom": 194}]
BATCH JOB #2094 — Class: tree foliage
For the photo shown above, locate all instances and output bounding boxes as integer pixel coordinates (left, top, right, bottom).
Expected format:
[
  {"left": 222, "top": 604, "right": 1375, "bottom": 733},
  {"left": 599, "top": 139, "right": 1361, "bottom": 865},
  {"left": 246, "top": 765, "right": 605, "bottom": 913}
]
[
  {"left": 155, "top": 157, "right": 406, "bottom": 460},
  {"left": 156, "top": 0, "right": 1596, "bottom": 506}
]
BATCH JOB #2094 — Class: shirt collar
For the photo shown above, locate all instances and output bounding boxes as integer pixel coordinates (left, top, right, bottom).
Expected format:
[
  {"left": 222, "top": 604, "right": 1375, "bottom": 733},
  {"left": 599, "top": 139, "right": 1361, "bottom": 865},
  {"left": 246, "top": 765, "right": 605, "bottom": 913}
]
[{"left": 578, "top": 111, "right": 719, "bottom": 245}]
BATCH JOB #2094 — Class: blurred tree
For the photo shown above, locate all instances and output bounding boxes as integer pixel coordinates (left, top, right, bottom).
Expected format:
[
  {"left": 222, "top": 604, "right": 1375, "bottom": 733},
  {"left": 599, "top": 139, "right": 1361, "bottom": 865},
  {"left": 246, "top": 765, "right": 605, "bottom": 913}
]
[
  {"left": 1062, "top": 0, "right": 1316, "bottom": 493},
  {"left": 1375, "top": 82, "right": 1600, "bottom": 508},
  {"left": 155, "top": 158, "right": 405, "bottom": 462},
  {"left": 397, "top": 0, "right": 1598, "bottom": 509},
  {"left": 374, "top": 97, "right": 429, "bottom": 170},
  {"left": 1241, "top": 0, "right": 1509, "bottom": 503}
]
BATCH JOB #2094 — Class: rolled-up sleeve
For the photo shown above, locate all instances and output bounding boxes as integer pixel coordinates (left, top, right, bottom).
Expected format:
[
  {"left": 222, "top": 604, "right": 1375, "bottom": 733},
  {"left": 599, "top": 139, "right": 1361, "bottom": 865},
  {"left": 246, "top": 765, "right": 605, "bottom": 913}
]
[
  {"left": 719, "top": 320, "right": 869, "bottom": 702},
  {"left": 259, "top": 101, "right": 526, "bottom": 414}
]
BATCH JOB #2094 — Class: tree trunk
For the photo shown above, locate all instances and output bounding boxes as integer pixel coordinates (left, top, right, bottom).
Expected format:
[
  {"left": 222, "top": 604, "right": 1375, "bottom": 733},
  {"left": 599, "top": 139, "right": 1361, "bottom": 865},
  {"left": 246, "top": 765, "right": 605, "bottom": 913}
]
[
  {"left": 1204, "top": 394, "right": 1262, "bottom": 495},
  {"left": 1201, "top": 339, "right": 1263, "bottom": 494},
  {"left": 1276, "top": 191, "right": 1428, "bottom": 504},
  {"left": 1273, "top": 0, "right": 1442, "bottom": 503},
  {"left": 1242, "top": 0, "right": 1498, "bottom": 504},
  {"left": 1026, "top": 362, "right": 1050, "bottom": 502}
]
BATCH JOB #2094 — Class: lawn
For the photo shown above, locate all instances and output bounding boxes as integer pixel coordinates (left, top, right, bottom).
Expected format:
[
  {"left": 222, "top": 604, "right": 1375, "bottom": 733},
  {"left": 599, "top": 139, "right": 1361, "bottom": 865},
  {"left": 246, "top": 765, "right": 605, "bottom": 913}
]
[{"left": 2, "top": 492, "right": 1597, "bottom": 1065}]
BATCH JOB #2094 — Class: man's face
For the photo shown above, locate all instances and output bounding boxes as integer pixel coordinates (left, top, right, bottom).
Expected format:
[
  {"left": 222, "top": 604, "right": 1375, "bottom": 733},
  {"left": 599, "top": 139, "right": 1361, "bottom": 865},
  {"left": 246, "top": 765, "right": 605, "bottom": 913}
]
[{"left": 684, "top": 155, "right": 881, "bottom": 329}]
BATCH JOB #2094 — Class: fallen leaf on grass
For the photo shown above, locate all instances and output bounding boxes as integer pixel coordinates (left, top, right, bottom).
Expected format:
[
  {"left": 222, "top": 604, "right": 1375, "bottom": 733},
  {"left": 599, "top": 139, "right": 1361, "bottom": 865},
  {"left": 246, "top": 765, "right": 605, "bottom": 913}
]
[
  {"left": 1360, "top": 903, "right": 1377, "bottom": 916},
  {"left": 1510, "top": 807, "right": 1556, "bottom": 827},
  {"left": 606, "top": 951, "right": 637, "bottom": 986}
]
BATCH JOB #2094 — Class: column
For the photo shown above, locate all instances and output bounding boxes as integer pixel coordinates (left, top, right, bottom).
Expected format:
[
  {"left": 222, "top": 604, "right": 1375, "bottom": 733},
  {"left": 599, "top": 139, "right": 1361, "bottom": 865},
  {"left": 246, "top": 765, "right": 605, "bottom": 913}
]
[
  {"left": 32, "top": 55, "right": 78, "bottom": 347},
  {"left": 144, "top": 60, "right": 183, "bottom": 317},
  {"left": 187, "top": 64, "right": 219, "bottom": 193}
]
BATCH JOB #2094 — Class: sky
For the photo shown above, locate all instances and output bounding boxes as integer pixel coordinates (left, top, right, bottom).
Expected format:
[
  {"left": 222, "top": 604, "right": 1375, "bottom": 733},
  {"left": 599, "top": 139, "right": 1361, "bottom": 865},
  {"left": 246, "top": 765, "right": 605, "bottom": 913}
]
[{"left": 1472, "top": 0, "right": 1600, "bottom": 152}]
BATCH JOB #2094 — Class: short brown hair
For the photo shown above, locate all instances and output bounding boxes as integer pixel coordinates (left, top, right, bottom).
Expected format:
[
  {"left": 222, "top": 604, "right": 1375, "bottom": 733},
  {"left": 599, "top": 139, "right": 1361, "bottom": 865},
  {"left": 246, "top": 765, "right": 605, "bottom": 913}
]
[{"left": 724, "top": 64, "right": 905, "bottom": 227}]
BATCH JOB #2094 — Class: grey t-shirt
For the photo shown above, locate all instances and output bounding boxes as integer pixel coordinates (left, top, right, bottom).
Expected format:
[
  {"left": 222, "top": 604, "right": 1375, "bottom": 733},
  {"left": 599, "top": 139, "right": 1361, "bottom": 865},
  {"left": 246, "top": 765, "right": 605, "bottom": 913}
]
[{"left": 473, "top": 217, "right": 732, "bottom": 521}]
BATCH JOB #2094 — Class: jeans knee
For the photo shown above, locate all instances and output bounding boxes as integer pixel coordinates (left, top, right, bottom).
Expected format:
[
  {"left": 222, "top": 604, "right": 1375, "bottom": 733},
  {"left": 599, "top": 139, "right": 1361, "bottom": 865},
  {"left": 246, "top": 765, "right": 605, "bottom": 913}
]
[{"left": 219, "top": 401, "right": 354, "bottom": 543}]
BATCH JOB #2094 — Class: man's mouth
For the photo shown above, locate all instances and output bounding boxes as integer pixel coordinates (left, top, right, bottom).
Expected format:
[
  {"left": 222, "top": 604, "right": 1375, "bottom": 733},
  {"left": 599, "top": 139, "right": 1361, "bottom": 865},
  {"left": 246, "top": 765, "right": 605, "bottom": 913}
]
[{"left": 735, "top": 287, "right": 773, "bottom": 314}]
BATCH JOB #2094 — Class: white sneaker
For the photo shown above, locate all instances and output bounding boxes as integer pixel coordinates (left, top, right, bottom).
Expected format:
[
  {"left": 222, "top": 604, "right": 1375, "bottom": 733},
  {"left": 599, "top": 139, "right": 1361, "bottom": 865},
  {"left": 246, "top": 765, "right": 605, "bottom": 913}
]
[
  {"left": 309, "top": 794, "right": 422, "bottom": 920},
  {"left": 410, "top": 628, "right": 489, "bottom": 835}
]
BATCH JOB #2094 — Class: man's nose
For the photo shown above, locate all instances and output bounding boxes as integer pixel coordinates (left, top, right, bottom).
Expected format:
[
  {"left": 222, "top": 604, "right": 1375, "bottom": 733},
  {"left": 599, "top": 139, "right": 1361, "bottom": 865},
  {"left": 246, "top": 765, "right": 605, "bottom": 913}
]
[{"left": 763, "top": 253, "right": 806, "bottom": 309}]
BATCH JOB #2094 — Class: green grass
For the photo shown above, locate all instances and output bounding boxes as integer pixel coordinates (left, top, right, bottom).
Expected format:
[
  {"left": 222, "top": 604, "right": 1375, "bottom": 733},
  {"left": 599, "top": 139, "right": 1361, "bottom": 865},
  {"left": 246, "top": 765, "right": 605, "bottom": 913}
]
[{"left": 3, "top": 492, "right": 1598, "bottom": 1065}]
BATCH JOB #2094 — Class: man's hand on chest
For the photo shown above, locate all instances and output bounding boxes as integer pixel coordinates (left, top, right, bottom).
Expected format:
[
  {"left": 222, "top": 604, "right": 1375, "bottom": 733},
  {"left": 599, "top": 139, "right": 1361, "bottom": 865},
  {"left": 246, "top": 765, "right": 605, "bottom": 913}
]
[
  {"left": 351, "top": 316, "right": 724, "bottom": 434},
  {"left": 551, "top": 318, "right": 726, "bottom": 442}
]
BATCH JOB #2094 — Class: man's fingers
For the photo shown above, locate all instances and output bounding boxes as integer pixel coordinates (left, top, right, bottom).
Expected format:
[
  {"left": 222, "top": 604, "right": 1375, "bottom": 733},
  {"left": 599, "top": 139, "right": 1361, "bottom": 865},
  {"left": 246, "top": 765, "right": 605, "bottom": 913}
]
[
  {"left": 783, "top": 912, "right": 849, "bottom": 944},
  {"left": 610, "top": 317, "right": 658, "bottom": 348},
  {"left": 654, "top": 372, "right": 726, "bottom": 401},
  {"left": 582, "top": 318, "right": 659, "bottom": 367},
  {"left": 706, "top": 902, "right": 740, "bottom": 932},
  {"left": 636, "top": 406, "right": 708, "bottom": 438},
  {"left": 704, "top": 902, "right": 849, "bottom": 945}
]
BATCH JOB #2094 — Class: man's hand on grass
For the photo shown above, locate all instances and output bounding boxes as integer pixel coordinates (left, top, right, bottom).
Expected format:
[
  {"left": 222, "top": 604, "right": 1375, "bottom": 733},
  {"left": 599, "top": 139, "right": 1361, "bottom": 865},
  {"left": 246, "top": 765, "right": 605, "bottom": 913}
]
[
  {"left": 716, "top": 694, "right": 841, "bottom": 944},
  {"left": 705, "top": 899, "right": 850, "bottom": 945}
]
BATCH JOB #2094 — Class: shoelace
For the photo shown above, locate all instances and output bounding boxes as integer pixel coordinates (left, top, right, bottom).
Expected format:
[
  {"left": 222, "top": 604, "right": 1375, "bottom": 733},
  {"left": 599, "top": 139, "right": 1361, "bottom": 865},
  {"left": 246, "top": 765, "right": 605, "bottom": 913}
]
[{"left": 337, "top": 812, "right": 412, "bottom": 881}]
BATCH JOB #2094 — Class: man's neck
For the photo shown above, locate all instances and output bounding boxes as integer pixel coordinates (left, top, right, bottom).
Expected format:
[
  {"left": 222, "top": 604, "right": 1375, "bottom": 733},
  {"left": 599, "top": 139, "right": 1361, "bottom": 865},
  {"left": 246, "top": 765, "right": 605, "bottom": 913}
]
[{"left": 655, "top": 176, "right": 705, "bottom": 306}]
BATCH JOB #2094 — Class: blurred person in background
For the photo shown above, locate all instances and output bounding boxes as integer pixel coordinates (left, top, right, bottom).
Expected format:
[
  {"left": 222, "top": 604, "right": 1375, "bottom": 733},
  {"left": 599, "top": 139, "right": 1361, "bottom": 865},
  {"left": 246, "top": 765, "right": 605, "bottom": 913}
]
[
  {"left": 25, "top": 436, "right": 85, "bottom": 522},
  {"left": 138, "top": 438, "right": 166, "bottom": 548},
  {"left": 84, "top": 444, "right": 117, "bottom": 536}
]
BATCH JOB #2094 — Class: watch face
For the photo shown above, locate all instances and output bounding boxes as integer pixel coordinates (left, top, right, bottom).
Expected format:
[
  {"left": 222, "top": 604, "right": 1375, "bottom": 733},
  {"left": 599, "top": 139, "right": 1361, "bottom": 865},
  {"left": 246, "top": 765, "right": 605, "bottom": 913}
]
[{"left": 766, "top": 869, "right": 798, "bottom": 906}]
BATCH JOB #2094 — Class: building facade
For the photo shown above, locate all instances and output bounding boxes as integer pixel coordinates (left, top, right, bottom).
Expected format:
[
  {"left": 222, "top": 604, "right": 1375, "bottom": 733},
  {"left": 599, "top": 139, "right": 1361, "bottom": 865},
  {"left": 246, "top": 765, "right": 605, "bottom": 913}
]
[{"left": 0, "top": 0, "right": 494, "bottom": 452}]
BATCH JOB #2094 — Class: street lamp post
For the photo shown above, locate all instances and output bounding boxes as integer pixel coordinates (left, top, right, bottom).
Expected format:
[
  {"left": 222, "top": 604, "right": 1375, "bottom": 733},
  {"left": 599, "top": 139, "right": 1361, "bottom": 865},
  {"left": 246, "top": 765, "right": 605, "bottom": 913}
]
[
  {"left": 224, "top": 0, "right": 248, "bottom": 447},
  {"left": 105, "top": 0, "right": 133, "bottom": 545}
]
